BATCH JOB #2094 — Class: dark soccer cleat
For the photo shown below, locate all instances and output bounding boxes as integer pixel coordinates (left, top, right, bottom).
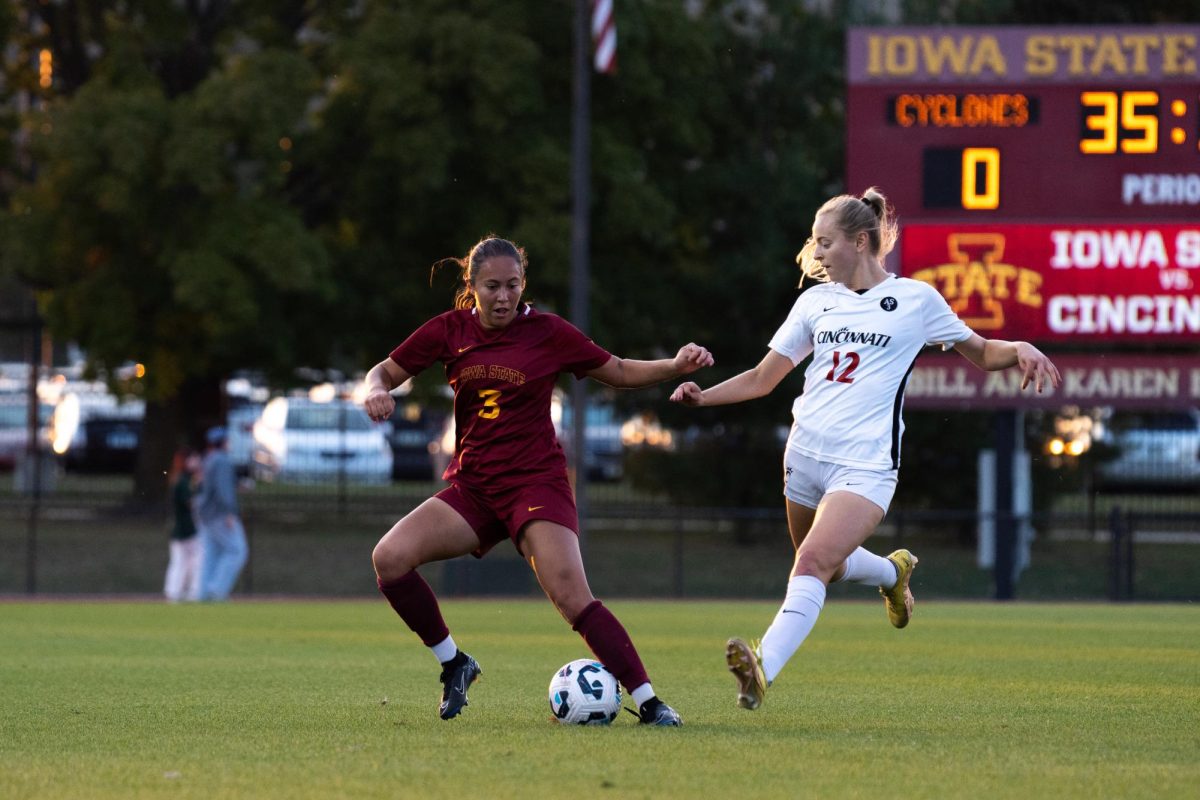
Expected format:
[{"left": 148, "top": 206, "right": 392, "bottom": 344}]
[
  {"left": 438, "top": 652, "right": 482, "bottom": 720},
  {"left": 638, "top": 698, "right": 683, "bottom": 727}
]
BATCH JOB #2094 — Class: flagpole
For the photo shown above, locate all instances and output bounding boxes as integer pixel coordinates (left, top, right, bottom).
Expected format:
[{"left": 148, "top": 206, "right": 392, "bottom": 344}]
[{"left": 570, "top": 0, "right": 592, "bottom": 551}]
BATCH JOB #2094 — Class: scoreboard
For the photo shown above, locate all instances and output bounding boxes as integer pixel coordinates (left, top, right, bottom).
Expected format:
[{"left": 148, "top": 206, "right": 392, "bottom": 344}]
[{"left": 846, "top": 27, "right": 1200, "bottom": 344}]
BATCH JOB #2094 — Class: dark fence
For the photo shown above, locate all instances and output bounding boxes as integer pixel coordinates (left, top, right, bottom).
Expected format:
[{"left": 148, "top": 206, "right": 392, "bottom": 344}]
[{"left": 2, "top": 471, "right": 1197, "bottom": 601}]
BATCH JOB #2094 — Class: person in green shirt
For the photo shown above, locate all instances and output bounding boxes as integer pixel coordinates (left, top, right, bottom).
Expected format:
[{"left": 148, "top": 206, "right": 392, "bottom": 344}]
[{"left": 164, "top": 448, "right": 202, "bottom": 602}]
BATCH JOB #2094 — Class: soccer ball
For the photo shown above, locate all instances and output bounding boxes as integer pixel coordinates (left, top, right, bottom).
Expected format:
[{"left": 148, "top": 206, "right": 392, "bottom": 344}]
[{"left": 548, "top": 659, "right": 622, "bottom": 725}]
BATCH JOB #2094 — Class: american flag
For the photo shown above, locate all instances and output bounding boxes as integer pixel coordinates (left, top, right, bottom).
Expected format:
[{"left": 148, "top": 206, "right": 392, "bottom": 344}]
[{"left": 591, "top": 0, "right": 616, "bottom": 74}]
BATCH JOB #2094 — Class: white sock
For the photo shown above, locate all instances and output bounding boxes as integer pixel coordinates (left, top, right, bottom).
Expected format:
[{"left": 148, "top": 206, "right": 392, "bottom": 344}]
[
  {"left": 759, "top": 575, "right": 826, "bottom": 684},
  {"left": 630, "top": 683, "right": 656, "bottom": 707},
  {"left": 835, "top": 547, "right": 899, "bottom": 588},
  {"left": 431, "top": 635, "right": 458, "bottom": 664}
]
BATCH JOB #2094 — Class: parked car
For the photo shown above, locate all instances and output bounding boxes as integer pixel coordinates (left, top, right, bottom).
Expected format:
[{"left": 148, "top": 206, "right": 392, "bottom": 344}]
[
  {"left": 74, "top": 417, "right": 143, "bottom": 473},
  {"left": 1096, "top": 408, "right": 1200, "bottom": 489},
  {"left": 385, "top": 405, "right": 444, "bottom": 481},
  {"left": 558, "top": 401, "right": 625, "bottom": 482},
  {"left": 252, "top": 397, "right": 392, "bottom": 485},
  {"left": 50, "top": 392, "right": 145, "bottom": 473},
  {"left": 0, "top": 397, "right": 53, "bottom": 470}
]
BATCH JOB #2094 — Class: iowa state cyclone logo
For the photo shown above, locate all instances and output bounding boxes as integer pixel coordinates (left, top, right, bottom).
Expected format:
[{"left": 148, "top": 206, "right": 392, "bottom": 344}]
[{"left": 909, "top": 233, "right": 1043, "bottom": 330}]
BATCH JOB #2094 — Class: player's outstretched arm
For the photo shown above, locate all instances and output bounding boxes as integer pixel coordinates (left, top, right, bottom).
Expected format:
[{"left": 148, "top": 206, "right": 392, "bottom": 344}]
[
  {"left": 362, "top": 358, "right": 413, "bottom": 422},
  {"left": 670, "top": 350, "right": 794, "bottom": 408},
  {"left": 587, "top": 342, "right": 714, "bottom": 389},
  {"left": 952, "top": 334, "right": 1061, "bottom": 393}
]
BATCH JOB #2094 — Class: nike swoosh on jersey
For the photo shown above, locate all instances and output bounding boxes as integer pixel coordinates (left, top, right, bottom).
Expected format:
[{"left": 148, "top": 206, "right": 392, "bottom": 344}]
[
  {"left": 528, "top": 505, "right": 545, "bottom": 512},
  {"left": 823, "top": 306, "right": 837, "bottom": 312},
  {"left": 457, "top": 346, "right": 471, "bottom": 353}
]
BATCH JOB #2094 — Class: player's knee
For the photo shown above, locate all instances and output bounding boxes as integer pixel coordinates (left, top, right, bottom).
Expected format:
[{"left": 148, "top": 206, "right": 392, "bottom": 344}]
[
  {"left": 370, "top": 541, "right": 391, "bottom": 577},
  {"left": 792, "top": 549, "right": 836, "bottom": 581},
  {"left": 372, "top": 538, "right": 416, "bottom": 579},
  {"left": 542, "top": 574, "right": 593, "bottom": 620}
]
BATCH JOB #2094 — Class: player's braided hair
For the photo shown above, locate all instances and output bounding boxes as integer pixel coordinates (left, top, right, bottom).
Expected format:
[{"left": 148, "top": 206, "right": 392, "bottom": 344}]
[
  {"left": 795, "top": 187, "right": 898, "bottom": 283},
  {"left": 431, "top": 235, "right": 528, "bottom": 309}
]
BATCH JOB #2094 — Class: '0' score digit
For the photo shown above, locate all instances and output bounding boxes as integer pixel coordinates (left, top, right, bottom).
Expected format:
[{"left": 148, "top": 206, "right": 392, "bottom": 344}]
[{"left": 921, "top": 146, "right": 1001, "bottom": 212}]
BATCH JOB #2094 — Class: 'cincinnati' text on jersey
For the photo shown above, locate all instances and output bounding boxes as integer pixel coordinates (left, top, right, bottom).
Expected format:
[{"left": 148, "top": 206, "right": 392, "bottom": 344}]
[{"left": 814, "top": 327, "right": 894, "bottom": 348}]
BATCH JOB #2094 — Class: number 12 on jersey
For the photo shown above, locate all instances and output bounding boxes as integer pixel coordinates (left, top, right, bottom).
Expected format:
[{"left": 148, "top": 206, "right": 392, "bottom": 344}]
[{"left": 825, "top": 351, "right": 860, "bottom": 384}]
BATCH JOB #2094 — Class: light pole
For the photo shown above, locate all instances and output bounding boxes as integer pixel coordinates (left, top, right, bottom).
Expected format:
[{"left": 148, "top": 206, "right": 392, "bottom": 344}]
[{"left": 570, "top": 0, "right": 592, "bottom": 550}]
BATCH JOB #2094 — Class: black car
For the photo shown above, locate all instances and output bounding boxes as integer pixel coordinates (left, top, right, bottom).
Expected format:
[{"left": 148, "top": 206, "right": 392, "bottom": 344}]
[
  {"left": 387, "top": 410, "right": 445, "bottom": 481},
  {"left": 69, "top": 416, "right": 143, "bottom": 473}
]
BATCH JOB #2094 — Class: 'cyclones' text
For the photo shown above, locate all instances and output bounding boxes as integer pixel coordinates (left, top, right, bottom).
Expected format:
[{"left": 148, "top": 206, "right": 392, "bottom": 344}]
[{"left": 816, "top": 327, "right": 894, "bottom": 348}]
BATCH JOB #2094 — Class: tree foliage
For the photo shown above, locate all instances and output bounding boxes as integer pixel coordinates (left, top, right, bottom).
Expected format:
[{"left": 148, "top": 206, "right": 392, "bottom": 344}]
[{"left": 1, "top": 1, "right": 330, "bottom": 496}]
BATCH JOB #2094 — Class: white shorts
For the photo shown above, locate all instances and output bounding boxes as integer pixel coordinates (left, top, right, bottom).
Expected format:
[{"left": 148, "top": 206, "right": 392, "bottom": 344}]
[{"left": 783, "top": 449, "right": 898, "bottom": 515}]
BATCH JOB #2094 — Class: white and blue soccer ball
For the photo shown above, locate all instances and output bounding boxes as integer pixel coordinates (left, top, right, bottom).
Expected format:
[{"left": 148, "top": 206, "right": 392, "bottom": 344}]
[{"left": 548, "top": 659, "right": 622, "bottom": 725}]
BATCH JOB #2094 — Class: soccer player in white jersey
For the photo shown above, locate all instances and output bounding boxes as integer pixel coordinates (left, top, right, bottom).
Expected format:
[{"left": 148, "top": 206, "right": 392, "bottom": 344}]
[{"left": 670, "top": 187, "right": 1060, "bottom": 710}]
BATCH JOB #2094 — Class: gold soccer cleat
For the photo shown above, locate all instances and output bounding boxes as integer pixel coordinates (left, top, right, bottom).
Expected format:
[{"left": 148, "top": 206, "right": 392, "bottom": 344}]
[
  {"left": 725, "top": 637, "right": 767, "bottom": 711},
  {"left": 880, "top": 549, "right": 919, "bottom": 629}
]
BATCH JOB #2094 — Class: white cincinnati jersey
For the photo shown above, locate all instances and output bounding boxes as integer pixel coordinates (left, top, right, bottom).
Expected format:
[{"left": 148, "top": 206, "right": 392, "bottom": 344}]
[{"left": 768, "top": 275, "right": 972, "bottom": 470}]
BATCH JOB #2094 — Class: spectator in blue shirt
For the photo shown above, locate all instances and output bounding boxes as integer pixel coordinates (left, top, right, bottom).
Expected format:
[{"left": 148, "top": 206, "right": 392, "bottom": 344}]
[{"left": 195, "top": 426, "right": 248, "bottom": 601}]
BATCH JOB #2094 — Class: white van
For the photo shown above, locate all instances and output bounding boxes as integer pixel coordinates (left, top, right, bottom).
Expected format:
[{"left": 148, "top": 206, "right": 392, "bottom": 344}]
[{"left": 252, "top": 396, "right": 392, "bottom": 485}]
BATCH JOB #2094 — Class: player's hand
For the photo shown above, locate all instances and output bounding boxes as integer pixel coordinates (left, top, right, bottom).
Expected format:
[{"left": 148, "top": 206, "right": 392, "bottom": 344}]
[
  {"left": 1015, "top": 342, "right": 1061, "bottom": 393},
  {"left": 363, "top": 388, "right": 397, "bottom": 422},
  {"left": 673, "top": 343, "right": 714, "bottom": 376},
  {"left": 670, "top": 381, "right": 704, "bottom": 406}
]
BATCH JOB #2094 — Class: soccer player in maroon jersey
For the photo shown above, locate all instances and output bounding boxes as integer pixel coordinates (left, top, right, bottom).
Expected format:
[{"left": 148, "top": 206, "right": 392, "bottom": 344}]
[{"left": 362, "top": 235, "right": 713, "bottom": 726}]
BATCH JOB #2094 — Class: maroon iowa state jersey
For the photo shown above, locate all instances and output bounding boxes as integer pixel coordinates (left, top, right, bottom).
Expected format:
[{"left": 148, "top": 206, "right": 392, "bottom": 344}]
[{"left": 389, "top": 305, "right": 611, "bottom": 489}]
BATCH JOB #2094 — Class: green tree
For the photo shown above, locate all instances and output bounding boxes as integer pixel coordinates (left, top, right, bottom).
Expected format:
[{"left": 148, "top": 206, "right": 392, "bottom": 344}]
[
  {"left": 1, "top": 2, "right": 329, "bottom": 500},
  {"left": 294, "top": 1, "right": 578, "bottom": 377}
]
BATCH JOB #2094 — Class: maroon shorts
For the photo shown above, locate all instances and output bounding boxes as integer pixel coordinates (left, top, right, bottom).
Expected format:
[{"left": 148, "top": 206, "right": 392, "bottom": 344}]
[{"left": 435, "top": 474, "right": 579, "bottom": 558}]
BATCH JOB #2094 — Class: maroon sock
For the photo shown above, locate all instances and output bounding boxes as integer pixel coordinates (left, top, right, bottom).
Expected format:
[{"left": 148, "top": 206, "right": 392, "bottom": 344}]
[
  {"left": 377, "top": 571, "right": 450, "bottom": 647},
  {"left": 571, "top": 600, "right": 651, "bottom": 693}
]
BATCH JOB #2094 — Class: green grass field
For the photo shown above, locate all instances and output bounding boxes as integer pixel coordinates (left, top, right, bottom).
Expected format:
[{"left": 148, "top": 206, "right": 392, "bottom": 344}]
[{"left": 2, "top": 600, "right": 1197, "bottom": 800}]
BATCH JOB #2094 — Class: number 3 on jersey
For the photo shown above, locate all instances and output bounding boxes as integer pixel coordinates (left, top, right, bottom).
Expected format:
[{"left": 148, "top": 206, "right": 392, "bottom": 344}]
[
  {"left": 477, "top": 389, "right": 502, "bottom": 419},
  {"left": 825, "top": 350, "right": 859, "bottom": 384}
]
